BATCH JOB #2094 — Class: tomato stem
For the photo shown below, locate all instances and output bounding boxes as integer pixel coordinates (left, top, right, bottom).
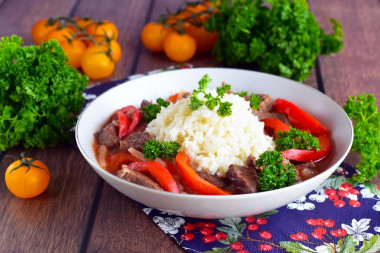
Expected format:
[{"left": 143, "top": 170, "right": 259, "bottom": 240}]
[{"left": 8, "top": 153, "right": 49, "bottom": 175}]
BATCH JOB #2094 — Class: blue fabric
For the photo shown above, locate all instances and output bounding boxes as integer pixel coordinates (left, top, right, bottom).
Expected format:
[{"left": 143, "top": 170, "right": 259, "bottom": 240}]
[{"left": 137, "top": 164, "right": 380, "bottom": 253}]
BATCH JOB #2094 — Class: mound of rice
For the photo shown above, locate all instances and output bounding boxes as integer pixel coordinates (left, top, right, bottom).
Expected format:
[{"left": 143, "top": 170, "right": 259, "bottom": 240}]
[{"left": 145, "top": 92, "right": 275, "bottom": 176}]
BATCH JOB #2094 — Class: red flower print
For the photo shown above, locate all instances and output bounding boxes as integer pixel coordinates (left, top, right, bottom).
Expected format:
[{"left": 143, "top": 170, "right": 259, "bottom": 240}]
[
  {"left": 259, "top": 231, "right": 273, "bottom": 240},
  {"left": 311, "top": 232, "right": 324, "bottom": 240},
  {"left": 181, "top": 233, "right": 194, "bottom": 241},
  {"left": 314, "top": 226, "right": 327, "bottom": 235},
  {"left": 324, "top": 219, "right": 336, "bottom": 227},
  {"left": 248, "top": 224, "right": 260, "bottom": 231},
  {"left": 231, "top": 242, "right": 244, "bottom": 250},
  {"left": 245, "top": 216, "right": 257, "bottom": 223},
  {"left": 258, "top": 244, "right": 273, "bottom": 251},
  {"left": 215, "top": 232, "right": 228, "bottom": 240},
  {"left": 183, "top": 223, "right": 195, "bottom": 231},
  {"left": 202, "top": 235, "right": 216, "bottom": 243},
  {"left": 200, "top": 227, "right": 214, "bottom": 236},
  {"left": 290, "top": 232, "right": 309, "bottom": 241},
  {"left": 257, "top": 218, "right": 268, "bottom": 225}
]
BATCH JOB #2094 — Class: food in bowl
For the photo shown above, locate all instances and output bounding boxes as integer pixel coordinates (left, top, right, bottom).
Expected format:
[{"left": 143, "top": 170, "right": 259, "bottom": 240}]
[{"left": 93, "top": 74, "right": 332, "bottom": 195}]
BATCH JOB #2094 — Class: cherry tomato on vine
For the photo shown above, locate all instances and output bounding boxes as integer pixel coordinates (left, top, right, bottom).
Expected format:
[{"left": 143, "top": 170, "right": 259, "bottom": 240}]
[
  {"left": 163, "top": 32, "right": 196, "bottom": 62},
  {"left": 5, "top": 154, "right": 50, "bottom": 198},
  {"left": 74, "top": 17, "right": 93, "bottom": 29},
  {"left": 32, "top": 19, "right": 60, "bottom": 45},
  {"left": 86, "top": 20, "right": 118, "bottom": 43},
  {"left": 46, "top": 27, "right": 75, "bottom": 43},
  {"left": 88, "top": 39, "right": 122, "bottom": 62},
  {"left": 184, "top": 24, "right": 217, "bottom": 52},
  {"left": 60, "top": 39, "right": 87, "bottom": 69},
  {"left": 141, "top": 22, "right": 171, "bottom": 52},
  {"left": 81, "top": 45, "right": 115, "bottom": 79}
]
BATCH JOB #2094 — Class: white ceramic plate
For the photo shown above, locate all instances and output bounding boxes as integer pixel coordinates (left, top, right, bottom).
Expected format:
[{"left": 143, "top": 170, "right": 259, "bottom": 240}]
[{"left": 75, "top": 68, "right": 353, "bottom": 219}]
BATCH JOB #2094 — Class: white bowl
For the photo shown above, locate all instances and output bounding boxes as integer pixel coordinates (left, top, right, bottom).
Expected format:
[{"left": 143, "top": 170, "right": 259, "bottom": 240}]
[{"left": 75, "top": 68, "right": 353, "bottom": 219}]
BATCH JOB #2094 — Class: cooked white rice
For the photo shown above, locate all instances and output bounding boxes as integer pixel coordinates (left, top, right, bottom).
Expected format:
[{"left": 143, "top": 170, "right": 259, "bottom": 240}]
[{"left": 145, "top": 91, "right": 275, "bottom": 176}]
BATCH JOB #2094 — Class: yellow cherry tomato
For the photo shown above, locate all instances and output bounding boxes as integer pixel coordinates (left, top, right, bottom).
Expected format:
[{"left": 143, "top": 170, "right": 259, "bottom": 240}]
[
  {"left": 163, "top": 32, "right": 196, "bottom": 62},
  {"left": 31, "top": 19, "right": 60, "bottom": 45},
  {"left": 141, "top": 22, "right": 172, "bottom": 52},
  {"left": 46, "top": 27, "right": 75, "bottom": 43},
  {"left": 86, "top": 20, "right": 118, "bottom": 43},
  {"left": 81, "top": 45, "right": 115, "bottom": 79},
  {"left": 88, "top": 39, "right": 122, "bottom": 62},
  {"left": 5, "top": 154, "right": 50, "bottom": 198},
  {"left": 60, "top": 39, "right": 87, "bottom": 69}
]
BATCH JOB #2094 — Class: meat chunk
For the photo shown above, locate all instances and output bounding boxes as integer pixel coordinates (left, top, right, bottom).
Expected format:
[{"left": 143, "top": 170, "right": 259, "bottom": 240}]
[
  {"left": 140, "top": 99, "right": 152, "bottom": 108},
  {"left": 117, "top": 165, "right": 163, "bottom": 190},
  {"left": 252, "top": 111, "right": 290, "bottom": 125},
  {"left": 197, "top": 170, "right": 227, "bottom": 189},
  {"left": 95, "top": 123, "right": 119, "bottom": 149},
  {"left": 119, "top": 131, "right": 151, "bottom": 152},
  {"left": 257, "top": 94, "right": 274, "bottom": 113},
  {"left": 226, "top": 165, "right": 258, "bottom": 194},
  {"left": 295, "top": 161, "right": 317, "bottom": 181}
]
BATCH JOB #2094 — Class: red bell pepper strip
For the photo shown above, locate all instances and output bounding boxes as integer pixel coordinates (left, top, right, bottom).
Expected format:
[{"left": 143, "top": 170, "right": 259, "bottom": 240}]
[
  {"left": 120, "top": 105, "right": 142, "bottom": 135},
  {"left": 117, "top": 110, "right": 130, "bottom": 139},
  {"left": 261, "top": 118, "right": 290, "bottom": 136},
  {"left": 175, "top": 152, "right": 231, "bottom": 195},
  {"left": 128, "top": 161, "right": 179, "bottom": 193},
  {"left": 273, "top": 98, "right": 329, "bottom": 136},
  {"left": 281, "top": 134, "right": 332, "bottom": 162}
]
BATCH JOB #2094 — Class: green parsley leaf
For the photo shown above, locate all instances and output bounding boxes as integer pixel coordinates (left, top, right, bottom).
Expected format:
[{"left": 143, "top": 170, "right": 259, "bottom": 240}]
[
  {"left": 250, "top": 93, "right": 261, "bottom": 110},
  {"left": 142, "top": 97, "right": 170, "bottom": 123},
  {"left": 275, "top": 127, "right": 320, "bottom": 151},
  {"left": 189, "top": 74, "right": 232, "bottom": 117},
  {"left": 257, "top": 151, "right": 296, "bottom": 191},
  {"left": 205, "top": 0, "right": 343, "bottom": 81},
  {"left": 0, "top": 35, "right": 88, "bottom": 151},
  {"left": 343, "top": 93, "right": 380, "bottom": 182},
  {"left": 142, "top": 140, "right": 181, "bottom": 160}
]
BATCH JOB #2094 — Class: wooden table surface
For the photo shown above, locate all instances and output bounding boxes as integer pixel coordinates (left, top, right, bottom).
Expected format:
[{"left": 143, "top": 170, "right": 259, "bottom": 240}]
[{"left": 0, "top": 0, "right": 379, "bottom": 252}]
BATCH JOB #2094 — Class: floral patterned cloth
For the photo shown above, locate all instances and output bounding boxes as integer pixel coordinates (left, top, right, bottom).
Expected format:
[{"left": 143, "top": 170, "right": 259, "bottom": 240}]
[
  {"left": 84, "top": 66, "right": 380, "bottom": 253},
  {"left": 138, "top": 164, "right": 380, "bottom": 253}
]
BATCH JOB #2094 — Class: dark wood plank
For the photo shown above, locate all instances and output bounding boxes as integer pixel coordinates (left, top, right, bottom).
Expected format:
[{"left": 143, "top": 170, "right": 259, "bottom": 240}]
[
  {"left": 0, "top": 145, "right": 101, "bottom": 252},
  {"left": 86, "top": 184, "right": 183, "bottom": 253},
  {"left": 0, "top": 1, "right": 104, "bottom": 252},
  {"left": 310, "top": 0, "right": 380, "bottom": 107},
  {"left": 0, "top": 0, "right": 77, "bottom": 45},
  {"left": 310, "top": 0, "right": 380, "bottom": 184}
]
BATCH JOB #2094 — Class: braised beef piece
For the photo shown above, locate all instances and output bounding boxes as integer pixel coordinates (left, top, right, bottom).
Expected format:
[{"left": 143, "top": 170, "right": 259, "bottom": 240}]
[
  {"left": 247, "top": 93, "right": 290, "bottom": 125},
  {"left": 120, "top": 131, "right": 151, "bottom": 152},
  {"left": 197, "top": 170, "right": 227, "bottom": 189},
  {"left": 252, "top": 111, "right": 290, "bottom": 125},
  {"left": 246, "top": 155, "right": 257, "bottom": 169},
  {"left": 295, "top": 161, "right": 317, "bottom": 181},
  {"left": 226, "top": 165, "right": 258, "bottom": 194},
  {"left": 133, "top": 121, "right": 148, "bottom": 133},
  {"left": 95, "top": 123, "right": 119, "bottom": 149},
  {"left": 257, "top": 94, "right": 274, "bottom": 113},
  {"left": 140, "top": 99, "right": 152, "bottom": 108},
  {"left": 117, "top": 165, "right": 163, "bottom": 190}
]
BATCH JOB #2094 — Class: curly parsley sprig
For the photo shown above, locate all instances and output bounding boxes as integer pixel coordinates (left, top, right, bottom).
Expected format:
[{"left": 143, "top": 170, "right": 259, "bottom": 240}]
[
  {"left": 189, "top": 74, "right": 232, "bottom": 117},
  {"left": 343, "top": 93, "right": 380, "bottom": 182},
  {"left": 275, "top": 127, "right": 320, "bottom": 151},
  {"left": 257, "top": 151, "right": 296, "bottom": 191}
]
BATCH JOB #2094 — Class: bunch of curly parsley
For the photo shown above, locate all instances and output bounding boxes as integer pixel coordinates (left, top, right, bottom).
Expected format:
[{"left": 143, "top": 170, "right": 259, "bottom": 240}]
[
  {"left": 205, "top": 0, "right": 343, "bottom": 81},
  {"left": 0, "top": 35, "right": 88, "bottom": 151},
  {"left": 343, "top": 93, "right": 379, "bottom": 182}
]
